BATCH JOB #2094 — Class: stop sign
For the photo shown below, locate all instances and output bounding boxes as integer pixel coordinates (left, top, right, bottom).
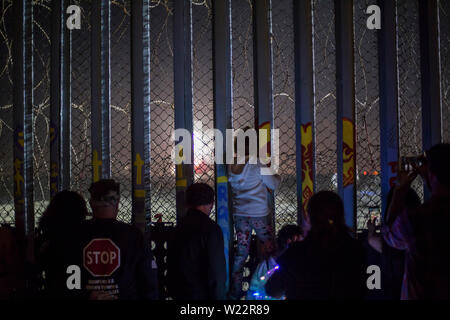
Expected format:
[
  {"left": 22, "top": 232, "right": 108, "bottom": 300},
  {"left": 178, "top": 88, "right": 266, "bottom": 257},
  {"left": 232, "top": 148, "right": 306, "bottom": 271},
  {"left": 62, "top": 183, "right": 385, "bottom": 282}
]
[{"left": 83, "top": 238, "right": 121, "bottom": 277}]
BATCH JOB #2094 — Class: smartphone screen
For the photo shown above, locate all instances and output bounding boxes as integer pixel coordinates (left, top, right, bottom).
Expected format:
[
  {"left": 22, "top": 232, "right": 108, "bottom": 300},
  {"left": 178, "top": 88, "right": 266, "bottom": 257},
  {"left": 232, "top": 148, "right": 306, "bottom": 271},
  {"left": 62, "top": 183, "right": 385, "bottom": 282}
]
[{"left": 368, "top": 207, "right": 381, "bottom": 226}]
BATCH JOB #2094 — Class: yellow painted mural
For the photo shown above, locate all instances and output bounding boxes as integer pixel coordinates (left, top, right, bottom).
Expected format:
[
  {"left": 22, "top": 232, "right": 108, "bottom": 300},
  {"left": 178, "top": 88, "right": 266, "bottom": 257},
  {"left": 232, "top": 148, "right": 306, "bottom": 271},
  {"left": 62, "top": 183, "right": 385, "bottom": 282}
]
[
  {"left": 301, "top": 123, "right": 313, "bottom": 215},
  {"left": 258, "top": 122, "right": 271, "bottom": 161},
  {"left": 343, "top": 118, "right": 355, "bottom": 187}
]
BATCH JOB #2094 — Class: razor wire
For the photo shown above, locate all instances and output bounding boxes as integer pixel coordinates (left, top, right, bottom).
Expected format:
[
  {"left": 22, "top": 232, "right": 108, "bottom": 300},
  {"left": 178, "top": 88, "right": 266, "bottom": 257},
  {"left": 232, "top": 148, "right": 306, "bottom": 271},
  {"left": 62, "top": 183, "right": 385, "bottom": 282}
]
[
  {"left": 110, "top": 0, "right": 132, "bottom": 223},
  {"left": 150, "top": 0, "right": 176, "bottom": 224},
  {"left": 272, "top": 0, "right": 298, "bottom": 233},
  {"left": 0, "top": 0, "right": 14, "bottom": 225},
  {"left": 397, "top": 0, "right": 424, "bottom": 202},
  {"left": 0, "top": 0, "right": 449, "bottom": 233},
  {"left": 312, "top": 0, "right": 338, "bottom": 195},
  {"left": 354, "top": 0, "right": 381, "bottom": 231}
]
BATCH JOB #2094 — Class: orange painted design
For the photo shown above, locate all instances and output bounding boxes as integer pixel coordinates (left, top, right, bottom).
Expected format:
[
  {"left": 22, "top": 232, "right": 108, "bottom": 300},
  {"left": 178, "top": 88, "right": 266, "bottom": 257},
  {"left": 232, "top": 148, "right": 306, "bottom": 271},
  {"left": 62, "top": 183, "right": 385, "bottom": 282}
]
[
  {"left": 302, "top": 185, "right": 313, "bottom": 217},
  {"left": 342, "top": 118, "right": 355, "bottom": 187},
  {"left": 300, "top": 123, "right": 314, "bottom": 214}
]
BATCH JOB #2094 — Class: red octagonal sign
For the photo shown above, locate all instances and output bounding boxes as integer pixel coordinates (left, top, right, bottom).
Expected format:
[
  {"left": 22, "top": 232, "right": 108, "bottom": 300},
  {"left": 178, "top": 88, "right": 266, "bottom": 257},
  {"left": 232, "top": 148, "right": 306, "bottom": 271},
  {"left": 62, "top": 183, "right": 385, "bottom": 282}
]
[{"left": 83, "top": 238, "right": 121, "bottom": 277}]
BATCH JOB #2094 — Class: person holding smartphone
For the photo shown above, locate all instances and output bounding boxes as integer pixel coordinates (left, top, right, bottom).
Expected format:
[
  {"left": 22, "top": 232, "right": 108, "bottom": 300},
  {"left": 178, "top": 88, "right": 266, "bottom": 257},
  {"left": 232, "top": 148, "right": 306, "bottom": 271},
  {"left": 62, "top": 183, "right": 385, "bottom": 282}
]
[{"left": 383, "top": 143, "right": 450, "bottom": 299}]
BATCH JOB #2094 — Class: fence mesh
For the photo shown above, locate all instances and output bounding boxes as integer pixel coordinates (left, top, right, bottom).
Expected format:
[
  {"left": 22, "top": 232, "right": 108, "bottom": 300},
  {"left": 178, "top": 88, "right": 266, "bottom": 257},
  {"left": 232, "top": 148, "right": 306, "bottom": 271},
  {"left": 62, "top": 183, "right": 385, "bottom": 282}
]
[
  {"left": 354, "top": 0, "right": 381, "bottom": 230},
  {"left": 32, "top": 0, "right": 52, "bottom": 224},
  {"left": 272, "top": 0, "right": 297, "bottom": 232},
  {"left": 150, "top": 0, "right": 176, "bottom": 223},
  {"left": 110, "top": 0, "right": 132, "bottom": 223},
  {"left": 397, "top": 0, "right": 424, "bottom": 201},
  {"left": 192, "top": 0, "right": 216, "bottom": 219},
  {"left": 0, "top": 0, "right": 14, "bottom": 225},
  {"left": 71, "top": 0, "right": 92, "bottom": 212},
  {"left": 440, "top": 0, "right": 450, "bottom": 143},
  {"left": 232, "top": 0, "right": 254, "bottom": 129},
  {"left": 1, "top": 0, "right": 449, "bottom": 232},
  {"left": 312, "top": 0, "right": 337, "bottom": 193}
]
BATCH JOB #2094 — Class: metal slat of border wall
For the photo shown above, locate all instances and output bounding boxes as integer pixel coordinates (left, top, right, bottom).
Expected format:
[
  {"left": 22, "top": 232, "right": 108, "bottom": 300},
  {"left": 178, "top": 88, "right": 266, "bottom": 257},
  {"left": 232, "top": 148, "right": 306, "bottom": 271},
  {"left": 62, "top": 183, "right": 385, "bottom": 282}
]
[
  {"left": 419, "top": 0, "right": 442, "bottom": 151},
  {"left": 32, "top": 2, "right": 51, "bottom": 221},
  {"left": 440, "top": 0, "right": 450, "bottom": 143},
  {"left": 91, "top": 0, "right": 111, "bottom": 182},
  {"left": 50, "top": 0, "right": 61, "bottom": 198},
  {"left": 131, "top": 0, "right": 151, "bottom": 234},
  {"left": 13, "top": 0, "right": 34, "bottom": 265},
  {"left": 378, "top": 0, "right": 399, "bottom": 218},
  {"left": 174, "top": 0, "right": 194, "bottom": 222},
  {"left": 253, "top": 0, "right": 275, "bottom": 230},
  {"left": 60, "top": 1, "right": 71, "bottom": 191},
  {"left": 294, "top": 0, "right": 315, "bottom": 224},
  {"left": 212, "top": 0, "right": 233, "bottom": 294},
  {"left": 50, "top": 0, "right": 71, "bottom": 198},
  {"left": 335, "top": 0, "right": 356, "bottom": 230}
]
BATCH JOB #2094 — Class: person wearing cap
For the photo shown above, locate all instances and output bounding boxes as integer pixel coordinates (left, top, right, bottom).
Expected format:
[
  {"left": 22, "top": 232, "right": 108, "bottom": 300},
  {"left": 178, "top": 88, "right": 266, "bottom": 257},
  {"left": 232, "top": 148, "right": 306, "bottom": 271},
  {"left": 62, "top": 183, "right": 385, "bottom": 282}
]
[
  {"left": 166, "top": 183, "right": 226, "bottom": 300},
  {"left": 80, "top": 179, "right": 158, "bottom": 300}
]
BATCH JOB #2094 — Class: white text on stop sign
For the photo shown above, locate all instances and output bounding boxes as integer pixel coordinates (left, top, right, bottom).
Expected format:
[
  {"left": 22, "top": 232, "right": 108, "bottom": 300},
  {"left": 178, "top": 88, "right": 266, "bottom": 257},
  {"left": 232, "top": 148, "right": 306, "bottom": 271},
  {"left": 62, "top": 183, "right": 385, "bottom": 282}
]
[{"left": 86, "top": 251, "right": 118, "bottom": 265}]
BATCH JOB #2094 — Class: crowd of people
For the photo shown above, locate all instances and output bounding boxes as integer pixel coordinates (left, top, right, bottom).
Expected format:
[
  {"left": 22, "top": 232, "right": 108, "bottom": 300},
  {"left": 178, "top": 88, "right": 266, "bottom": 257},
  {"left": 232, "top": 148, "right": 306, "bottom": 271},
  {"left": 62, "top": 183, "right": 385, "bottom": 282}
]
[{"left": 0, "top": 142, "right": 449, "bottom": 300}]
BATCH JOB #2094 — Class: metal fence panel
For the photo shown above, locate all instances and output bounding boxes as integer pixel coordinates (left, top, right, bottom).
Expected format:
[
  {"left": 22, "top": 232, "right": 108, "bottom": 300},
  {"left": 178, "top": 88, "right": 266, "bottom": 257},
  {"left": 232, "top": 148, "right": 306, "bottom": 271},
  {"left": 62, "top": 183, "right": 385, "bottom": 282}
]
[
  {"left": 272, "top": 0, "right": 297, "bottom": 232},
  {"left": 0, "top": 0, "right": 14, "bottom": 225},
  {"left": 33, "top": 0, "right": 52, "bottom": 224},
  {"left": 0, "top": 0, "right": 449, "bottom": 234},
  {"left": 110, "top": 0, "right": 132, "bottom": 223},
  {"left": 313, "top": 0, "right": 338, "bottom": 193},
  {"left": 439, "top": 0, "right": 450, "bottom": 143},
  {"left": 397, "top": 0, "right": 424, "bottom": 201},
  {"left": 192, "top": 0, "right": 215, "bottom": 219},
  {"left": 293, "top": 0, "right": 315, "bottom": 224},
  {"left": 232, "top": 0, "right": 254, "bottom": 129},
  {"left": 354, "top": 0, "right": 381, "bottom": 230},
  {"left": 150, "top": 0, "right": 176, "bottom": 223},
  {"left": 71, "top": 0, "right": 92, "bottom": 207}
]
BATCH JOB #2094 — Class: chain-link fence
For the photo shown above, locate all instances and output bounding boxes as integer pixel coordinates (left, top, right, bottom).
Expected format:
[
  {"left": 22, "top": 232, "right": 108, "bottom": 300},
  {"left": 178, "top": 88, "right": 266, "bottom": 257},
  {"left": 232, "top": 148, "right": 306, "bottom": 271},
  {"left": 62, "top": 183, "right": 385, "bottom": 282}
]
[
  {"left": 33, "top": 0, "right": 52, "bottom": 224},
  {"left": 150, "top": 0, "right": 176, "bottom": 224},
  {"left": 0, "top": 0, "right": 14, "bottom": 225},
  {"left": 1, "top": 0, "right": 449, "bottom": 233},
  {"left": 110, "top": 0, "right": 132, "bottom": 223},
  {"left": 312, "top": 0, "right": 337, "bottom": 193},
  {"left": 272, "top": 0, "right": 297, "bottom": 232},
  {"left": 192, "top": 0, "right": 216, "bottom": 219},
  {"left": 354, "top": 0, "right": 381, "bottom": 230},
  {"left": 232, "top": 0, "right": 254, "bottom": 130},
  {"left": 397, "top": 0, "right": 424, "bottom": 201},
  {"left": 71, "top": 0, "right": 92, "bottom": 213}
]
